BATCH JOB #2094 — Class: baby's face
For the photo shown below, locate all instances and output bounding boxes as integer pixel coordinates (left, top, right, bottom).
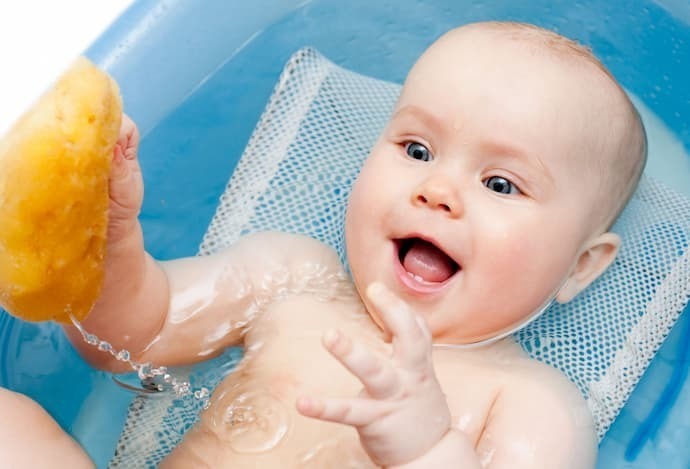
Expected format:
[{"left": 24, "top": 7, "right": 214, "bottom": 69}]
[{"left": 345, "top": 28, "right": 615, "bottom": 344}]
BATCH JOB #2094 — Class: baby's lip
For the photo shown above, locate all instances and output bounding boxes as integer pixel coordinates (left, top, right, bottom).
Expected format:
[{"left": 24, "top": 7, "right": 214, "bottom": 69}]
[{"left": 391, "top": 235, "right": 462, "bottom": 295}]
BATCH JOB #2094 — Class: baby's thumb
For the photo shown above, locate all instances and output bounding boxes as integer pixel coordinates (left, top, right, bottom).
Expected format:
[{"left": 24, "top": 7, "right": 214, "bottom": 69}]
[{"left": 109, "top": 145, "right": 143, "bottom": 217}]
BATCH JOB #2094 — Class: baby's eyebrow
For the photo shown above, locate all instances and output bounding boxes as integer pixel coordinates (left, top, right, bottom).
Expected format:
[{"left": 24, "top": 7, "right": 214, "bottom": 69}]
[
  {"left": 390, "top": 105, "right": 444, "bottom": 137},
  {"left": 480, "top": 140, "right": 555, "bottom": 185}
]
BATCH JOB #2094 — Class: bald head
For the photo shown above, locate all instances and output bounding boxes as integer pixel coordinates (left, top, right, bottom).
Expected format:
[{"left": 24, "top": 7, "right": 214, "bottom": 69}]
[
  {"left": 410, "top": 22, "right": 647, "bottom": 229},
  {"left": 472, "top": 22, "right": 647, "bottom": 226}
]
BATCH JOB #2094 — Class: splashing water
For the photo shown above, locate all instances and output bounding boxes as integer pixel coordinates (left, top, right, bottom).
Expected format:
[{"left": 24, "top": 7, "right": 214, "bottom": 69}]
[{"left": 69, "top": 314, "right": 211, "bottom": 407}]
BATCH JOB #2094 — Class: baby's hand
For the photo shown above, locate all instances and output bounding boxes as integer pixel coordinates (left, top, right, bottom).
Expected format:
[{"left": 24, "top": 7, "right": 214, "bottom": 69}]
[
  {"left": 297, "top": 283, "right": 451, "bottom": 467},
  {"left": 108, "top": 114, "right": 143, "bottom": 243}
]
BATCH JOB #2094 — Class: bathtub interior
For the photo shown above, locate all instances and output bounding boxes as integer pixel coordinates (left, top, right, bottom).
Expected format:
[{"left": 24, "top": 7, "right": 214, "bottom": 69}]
[{"left": 0, "top": 0, "right": 688, "bottom": 467}]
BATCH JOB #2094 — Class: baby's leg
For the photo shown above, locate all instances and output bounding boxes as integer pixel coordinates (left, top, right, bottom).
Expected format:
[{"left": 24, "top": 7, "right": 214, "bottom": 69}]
[{"left": 0, "top": 387, "right": 94, "bottom": 468}]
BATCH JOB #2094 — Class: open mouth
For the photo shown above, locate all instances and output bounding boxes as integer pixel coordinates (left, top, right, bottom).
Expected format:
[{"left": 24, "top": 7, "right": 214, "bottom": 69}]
[{"left": 394, "top": 237, "right": 461, "bottom": 288}]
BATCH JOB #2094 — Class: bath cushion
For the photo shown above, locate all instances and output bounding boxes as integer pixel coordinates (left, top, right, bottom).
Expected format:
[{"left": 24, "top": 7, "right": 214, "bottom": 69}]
[{"left": 108, "top": 48, "right": 690, "bottom": 467}]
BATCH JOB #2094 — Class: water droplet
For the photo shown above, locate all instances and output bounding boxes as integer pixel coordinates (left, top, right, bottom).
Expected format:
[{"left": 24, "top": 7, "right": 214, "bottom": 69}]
[
  {"left": 137, "top": 363, "right": 153, "bottom": 380},
  {"left": 72, "top": 317, "right": 211, "bottom": 402},
  {"left": 85, "top": 333, "right": 99, "bottom": 345},
  {"left": 97, "top": 341, "right": 112, "bottom": 352},
  {"left": 173, "top": 381, "right": 191, "bottom": 397}
]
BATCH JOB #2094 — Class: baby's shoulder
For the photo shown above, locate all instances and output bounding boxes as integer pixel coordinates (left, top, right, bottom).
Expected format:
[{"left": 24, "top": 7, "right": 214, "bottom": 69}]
[
  {"left": 496, "top": 357, "right": 596, "bottom": 445},
  {"left": 241, "top": 231, "right": 342, "bottom": 267},
  {"left": 473, "top": 358, "right": 597, "bottom": 467},
  {"left": 235, "top": 231, "right": 351, "bottom": 299},
  {"left": 501, "top": 357, "right": 588, "bottom": 413}
]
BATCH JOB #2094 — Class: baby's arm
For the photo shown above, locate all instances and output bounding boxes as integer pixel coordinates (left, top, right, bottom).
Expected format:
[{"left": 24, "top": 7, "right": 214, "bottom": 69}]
[
  {"left": 119, "top": 230, "right": 340, "bottom": 367},
  {"left": 65, "top": 116, "right": 342, "bottom": 370},
  {"left": 0, "top": 387, "right": 94, "bottom": 468},
  {"left": 392, "top": 379, "right": 596, "bottom": 469},
  {"left": 391, "top": 366, "right": 597, "bottom": 468},
  {"left": 472, "top": 369, "right": 597, "bottom": 468},
  {"left": 64, "top": 115, "right": 168, "bottom": 370}
]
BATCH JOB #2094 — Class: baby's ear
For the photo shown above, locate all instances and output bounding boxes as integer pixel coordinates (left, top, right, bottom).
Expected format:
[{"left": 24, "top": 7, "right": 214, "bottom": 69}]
[{"left": 556, "top": 232, "right": 621, "bottom": 303}]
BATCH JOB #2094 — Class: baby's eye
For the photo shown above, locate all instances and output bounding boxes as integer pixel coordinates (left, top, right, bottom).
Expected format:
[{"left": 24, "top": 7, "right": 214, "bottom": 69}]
[
  {"left": 405, "top": 142, "right": 433, "bottom": 162},
  {"left": 483, "top": 176, "right": 520, "bottom": 195}
]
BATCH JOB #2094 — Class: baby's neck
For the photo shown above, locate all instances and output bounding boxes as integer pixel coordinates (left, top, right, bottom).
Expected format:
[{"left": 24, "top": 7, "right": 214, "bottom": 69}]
[{"left": 432, "top": 336, "right": 526, "bottom": 359}]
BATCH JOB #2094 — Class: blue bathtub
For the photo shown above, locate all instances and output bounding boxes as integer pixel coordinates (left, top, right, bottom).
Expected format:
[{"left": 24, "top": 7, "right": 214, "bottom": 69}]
[{"left": 0, "top": 0, "right": 688, "bottom": 467}]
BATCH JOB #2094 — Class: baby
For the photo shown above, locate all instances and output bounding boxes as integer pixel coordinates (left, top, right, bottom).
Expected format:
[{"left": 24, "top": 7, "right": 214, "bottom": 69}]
[{"left": 67, "top": 21, "right": 646, "bottom": 468}]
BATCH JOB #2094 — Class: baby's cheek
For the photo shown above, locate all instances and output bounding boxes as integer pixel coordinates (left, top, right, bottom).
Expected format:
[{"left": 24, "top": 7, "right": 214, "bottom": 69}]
[
  {"left": 478, "top": 230, "right": 566, "bottom": 300},
  {"left": 479, "top": 223, "right": 536, "bottom": 267}
]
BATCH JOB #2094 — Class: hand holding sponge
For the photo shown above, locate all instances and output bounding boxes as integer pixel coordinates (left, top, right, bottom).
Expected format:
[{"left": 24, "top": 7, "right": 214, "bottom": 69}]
[{"left": 0, "top": 57, "right": 122, "bottom": 323}]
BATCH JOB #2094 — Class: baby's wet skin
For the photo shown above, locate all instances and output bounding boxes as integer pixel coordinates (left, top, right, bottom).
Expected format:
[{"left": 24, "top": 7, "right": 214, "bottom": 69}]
[
  {"left": 157, "top": 261, "right": 583, "bottom": 468},
  {"left": 159, "top": 279, "right": 381, "bottom": 467},
  {"left": 216, "top": 390, "right": 290, "bottom": 453}
]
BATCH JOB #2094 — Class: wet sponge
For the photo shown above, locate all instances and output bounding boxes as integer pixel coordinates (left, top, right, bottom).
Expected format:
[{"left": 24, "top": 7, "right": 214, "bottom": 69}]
[{"left": 0, "top": 57, "right": 121, "bottom": 323}]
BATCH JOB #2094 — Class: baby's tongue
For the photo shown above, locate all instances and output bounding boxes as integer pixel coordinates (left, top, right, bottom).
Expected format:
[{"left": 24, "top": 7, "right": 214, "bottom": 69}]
[{"left": 402, "top": 239, "right": 456, "bottom": 283}]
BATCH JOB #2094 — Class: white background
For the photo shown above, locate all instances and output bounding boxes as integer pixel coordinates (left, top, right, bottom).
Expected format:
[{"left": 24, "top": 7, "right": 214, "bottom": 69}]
[{"left": 0, "top": 1, "right": 133, "bottom": 135}]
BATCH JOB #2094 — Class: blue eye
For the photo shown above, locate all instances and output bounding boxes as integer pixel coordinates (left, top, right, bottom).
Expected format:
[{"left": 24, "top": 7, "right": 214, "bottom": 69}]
[
  {"left": 405, "top": 142, "right": 433, "bottom": 162},
  {"left": 484, "top": 176, "right": 519, "bottom": 195}
]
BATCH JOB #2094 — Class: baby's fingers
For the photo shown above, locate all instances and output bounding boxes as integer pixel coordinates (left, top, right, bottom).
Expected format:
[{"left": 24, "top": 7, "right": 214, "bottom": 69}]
[
  {"left": 323, "top": 329, "right": 398, "bottom": 399},
  {"left": 117, "top": 114, "right": 140, "bottom": 161},
  {"left": 109, "top": 146, "right": 143, "bottom": 213},
  {"left": 366, "top": 283, "right": 432, "bottom": 369},
  {"left": 296, "top": 395, "right": 385, "bottom": 427}
]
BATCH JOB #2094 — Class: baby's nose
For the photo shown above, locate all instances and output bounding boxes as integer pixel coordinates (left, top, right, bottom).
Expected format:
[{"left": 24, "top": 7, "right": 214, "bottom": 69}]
[{"left": 411, "top": 177, "right": 463, "bottom": 218}]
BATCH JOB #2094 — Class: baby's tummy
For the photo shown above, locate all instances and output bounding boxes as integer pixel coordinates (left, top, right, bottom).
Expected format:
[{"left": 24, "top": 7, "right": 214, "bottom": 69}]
[
  {"left": 163, "top": 394, "right": 373, "bottom": 468},
  {"left": 163, "top": 299, "right": 380, "bottom": 467},
  {"left": 162, "top": 369, "right": 374, "bottom": 468}
]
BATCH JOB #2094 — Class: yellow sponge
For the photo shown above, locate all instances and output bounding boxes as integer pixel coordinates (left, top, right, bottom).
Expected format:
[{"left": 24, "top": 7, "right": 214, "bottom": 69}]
[{"left": 0, "top": 57, "right": 122, "bottom": 323}]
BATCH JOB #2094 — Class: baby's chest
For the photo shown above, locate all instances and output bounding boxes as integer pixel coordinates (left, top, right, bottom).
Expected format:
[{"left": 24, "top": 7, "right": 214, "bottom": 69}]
[
  {"left": 249, "top": 295, "right": 504, "bottom": 415},
  {"left": 197, "top": 296, "right": 379, "bottom": 465},
  {"left": 235, "top": 293, "right": 381, "bottom": 395},
  {"left": 208, "top": 295, "right": 506, "bottom": 457}
]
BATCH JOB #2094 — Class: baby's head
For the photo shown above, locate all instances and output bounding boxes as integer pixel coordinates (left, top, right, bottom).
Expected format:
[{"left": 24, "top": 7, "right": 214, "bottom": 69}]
[{"left": 345, "top": 21, "right": 647, "bottom": 345}]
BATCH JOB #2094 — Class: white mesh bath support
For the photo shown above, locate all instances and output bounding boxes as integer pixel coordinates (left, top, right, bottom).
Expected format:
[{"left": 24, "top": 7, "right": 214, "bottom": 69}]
[{"left": 109, "top": 48, "right": 690, "bottom": 467}]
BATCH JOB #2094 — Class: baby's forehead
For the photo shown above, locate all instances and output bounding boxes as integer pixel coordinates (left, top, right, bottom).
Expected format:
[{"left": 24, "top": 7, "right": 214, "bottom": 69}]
[
  {"left": 401, "top": 31, "right": 622, "bottom": 146},
  {"left": 398, "top": 67, "right": 608, "bottom": 152},
  {"left": 398, "top": 62, "right": 616, "bottom": 180}
]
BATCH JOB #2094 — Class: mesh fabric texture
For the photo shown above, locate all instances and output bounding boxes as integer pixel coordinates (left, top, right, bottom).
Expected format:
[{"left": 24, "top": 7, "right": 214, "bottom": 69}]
[{"left": 109, "top": 48, "right": 690, "bottom": 467}]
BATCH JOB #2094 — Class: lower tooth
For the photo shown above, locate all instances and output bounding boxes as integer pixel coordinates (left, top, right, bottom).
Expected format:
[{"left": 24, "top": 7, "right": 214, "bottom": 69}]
[{"left": 406, "top": 271, "right": 440, "bottom": 285}]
